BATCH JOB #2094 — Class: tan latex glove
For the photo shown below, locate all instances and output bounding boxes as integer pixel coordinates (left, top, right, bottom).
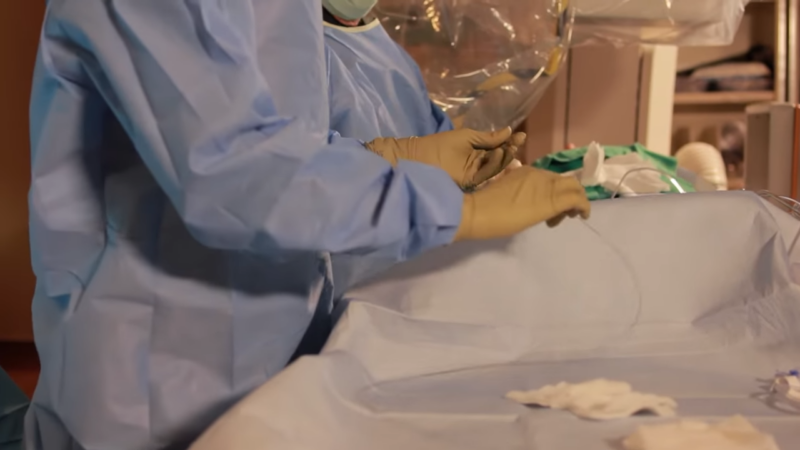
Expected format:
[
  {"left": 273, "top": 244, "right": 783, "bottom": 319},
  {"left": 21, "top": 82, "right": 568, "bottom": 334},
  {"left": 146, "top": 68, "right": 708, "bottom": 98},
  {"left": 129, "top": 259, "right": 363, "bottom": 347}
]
[
  {"left": 533, "top": 168, "right": 591, "bottom": 228},
  {"left": 365, "top": 128, "right": 525, "bottom": 189},
  {"left": 479, "top": 158, "right": 523, "bottom": 189},
  {"left": 455, "top": 166, "right": 591, "bottom": 241}
]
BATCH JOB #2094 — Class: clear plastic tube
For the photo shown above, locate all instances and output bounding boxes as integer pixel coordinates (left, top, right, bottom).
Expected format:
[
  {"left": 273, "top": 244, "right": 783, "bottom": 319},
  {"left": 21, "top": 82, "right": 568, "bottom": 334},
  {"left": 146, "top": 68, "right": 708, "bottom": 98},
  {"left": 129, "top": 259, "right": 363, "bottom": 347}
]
[
  {"left": 609, "top": 167, "right": 687, "bottom": 199},
  {"left": 580, "top": 219, "right": 644, "bottom": 345}
]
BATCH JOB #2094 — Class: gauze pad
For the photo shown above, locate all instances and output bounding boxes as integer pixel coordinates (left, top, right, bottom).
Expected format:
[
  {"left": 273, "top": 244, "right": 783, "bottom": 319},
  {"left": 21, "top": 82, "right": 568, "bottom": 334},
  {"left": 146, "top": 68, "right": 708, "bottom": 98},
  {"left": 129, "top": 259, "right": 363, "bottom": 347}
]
[
  {"left": 623, "top": 416, "right": 780, "bottom": 450},
  {"left": 506, "top": 379, "right": 676, "bottom": 420}
]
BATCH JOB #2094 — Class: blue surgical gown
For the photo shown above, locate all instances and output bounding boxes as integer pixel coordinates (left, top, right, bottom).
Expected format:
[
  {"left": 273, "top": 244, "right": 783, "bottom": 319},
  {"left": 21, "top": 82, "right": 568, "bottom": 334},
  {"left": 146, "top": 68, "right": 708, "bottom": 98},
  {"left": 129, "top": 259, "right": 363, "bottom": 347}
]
[
  {"left": 324, "top": 20, "right": 455, "bottom": 296},
  {"left": 26, "top": 1, "right": 462, "bottom": 449},
  {"left": 324, "top": 20, "right": 453, "bottom": 142}
]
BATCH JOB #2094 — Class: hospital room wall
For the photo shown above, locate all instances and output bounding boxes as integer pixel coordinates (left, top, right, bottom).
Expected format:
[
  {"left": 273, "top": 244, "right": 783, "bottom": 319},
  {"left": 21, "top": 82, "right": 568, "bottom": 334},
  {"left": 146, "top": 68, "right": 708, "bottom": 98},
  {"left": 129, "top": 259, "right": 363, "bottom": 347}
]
[
  {"left": 522, "top": 44, "right": 675, "bottom": 163},
  {"left": 522, "top": 0, "right": 796, "bottom": 180},
  {"left": 0, "top": 1, "right": 45, "bottom": 396}
]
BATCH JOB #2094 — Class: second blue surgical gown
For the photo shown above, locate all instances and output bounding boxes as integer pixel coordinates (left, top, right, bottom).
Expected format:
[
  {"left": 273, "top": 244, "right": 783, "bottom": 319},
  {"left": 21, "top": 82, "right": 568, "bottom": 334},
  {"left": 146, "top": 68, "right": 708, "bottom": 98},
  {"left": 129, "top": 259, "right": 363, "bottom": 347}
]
[
  {"left": 324, "top": 19, "right": 455, "bottom": 295},
  {"left": 26, "top": 1, "right": 463, "bottom": 449},
  {"left": 324, "top": 19, "right": 453, "bottom": 142}
]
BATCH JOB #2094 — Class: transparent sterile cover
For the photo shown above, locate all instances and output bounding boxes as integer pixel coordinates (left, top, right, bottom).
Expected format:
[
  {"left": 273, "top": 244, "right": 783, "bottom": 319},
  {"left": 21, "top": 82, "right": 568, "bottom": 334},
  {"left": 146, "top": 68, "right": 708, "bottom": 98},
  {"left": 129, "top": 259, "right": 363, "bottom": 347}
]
[
  {"left": 374, "top": 0, "right": 573, "bottom": 131},
  {"left": 571, "top": 0, "right": 750, "bottom": 47},
  {"left": 373, "top": 0, "right": 749, "bottom": 131}
]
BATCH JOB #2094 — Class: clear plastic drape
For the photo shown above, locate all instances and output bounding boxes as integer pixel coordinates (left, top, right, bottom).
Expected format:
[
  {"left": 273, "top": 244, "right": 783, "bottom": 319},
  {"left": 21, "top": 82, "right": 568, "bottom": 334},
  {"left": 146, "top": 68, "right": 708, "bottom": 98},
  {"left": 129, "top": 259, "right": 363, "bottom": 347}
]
[
  {"left": 374, "top": 0, "right": 572, "bottom": 131},
  {"left": 570, "top": 0, "right": 749, "bottom": 46},
  {"left": 373, "top": 0, "right": 749, "bottom": 131}
]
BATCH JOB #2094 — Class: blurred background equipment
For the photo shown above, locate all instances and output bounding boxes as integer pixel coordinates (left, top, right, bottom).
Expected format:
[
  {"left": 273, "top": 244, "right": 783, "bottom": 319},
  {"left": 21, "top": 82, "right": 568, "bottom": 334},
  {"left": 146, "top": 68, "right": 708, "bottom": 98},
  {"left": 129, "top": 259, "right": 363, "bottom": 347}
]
[
  {"left": 744, "top": 102, "right": 800, "bottom": 198},
  {"left": 672, "top": 0, "right": 798, "bottom": 192},
  {"left": 675, "top": 142, "right": 729, "bottom": 190}
]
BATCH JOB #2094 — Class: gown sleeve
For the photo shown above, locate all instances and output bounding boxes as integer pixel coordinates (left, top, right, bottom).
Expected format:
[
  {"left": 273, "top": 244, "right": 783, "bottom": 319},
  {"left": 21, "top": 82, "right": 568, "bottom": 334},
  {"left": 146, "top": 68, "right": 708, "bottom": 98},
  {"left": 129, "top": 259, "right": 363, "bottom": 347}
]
[{"left": 40, "top": 0, "right": 463, "bottom": 258}]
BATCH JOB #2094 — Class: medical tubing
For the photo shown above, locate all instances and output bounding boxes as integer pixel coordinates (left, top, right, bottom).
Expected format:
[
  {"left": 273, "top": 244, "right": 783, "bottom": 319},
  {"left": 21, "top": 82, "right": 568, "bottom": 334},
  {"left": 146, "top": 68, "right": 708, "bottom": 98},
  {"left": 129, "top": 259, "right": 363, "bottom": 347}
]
[
  {"left": 756, "top": 191, "right": 800, "bottom": 257},
  {"left": 610, "top": 167, "right": 686, "bottom": 199},
  {"left": 579, "top": 219, "right": 644, "bottom": 340}
]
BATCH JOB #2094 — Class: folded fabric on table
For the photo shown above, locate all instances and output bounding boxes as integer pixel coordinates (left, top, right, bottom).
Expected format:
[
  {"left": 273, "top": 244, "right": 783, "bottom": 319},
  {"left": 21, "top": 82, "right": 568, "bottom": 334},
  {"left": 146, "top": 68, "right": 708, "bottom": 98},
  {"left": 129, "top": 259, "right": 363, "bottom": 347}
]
[
  {"left": 623, "top": 416, "right": 780, "bottom": 450},
  {"left": 533, "top": 142, "right": 695, "bottom": 200},
  {"left": 506, "top": 379, "right": 677, "bottom": 420}
]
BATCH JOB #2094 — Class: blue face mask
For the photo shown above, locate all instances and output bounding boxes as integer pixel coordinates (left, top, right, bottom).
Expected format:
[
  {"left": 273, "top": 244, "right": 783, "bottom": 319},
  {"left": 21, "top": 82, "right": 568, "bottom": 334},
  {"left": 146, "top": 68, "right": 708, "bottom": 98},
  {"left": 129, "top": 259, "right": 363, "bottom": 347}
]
[{"left": 322, "top": 0, "right": 378, "bottom": 21}]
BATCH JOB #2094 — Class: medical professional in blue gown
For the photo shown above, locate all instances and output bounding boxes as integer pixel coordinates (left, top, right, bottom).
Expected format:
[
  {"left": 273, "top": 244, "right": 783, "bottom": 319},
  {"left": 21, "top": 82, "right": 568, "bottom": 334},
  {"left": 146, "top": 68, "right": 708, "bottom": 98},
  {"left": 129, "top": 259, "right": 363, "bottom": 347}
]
[
  {"left": 323, "top": 0, "right": 464, "bottom": 296},
  {"left": 26, "top": 1, "right": 591, "bottom": 448},
  {"left": 323, "top": 2, "right": 454, "bottom": 141},
  {"left": 322, "top": 2, "right": 528, "bottom": 296}
]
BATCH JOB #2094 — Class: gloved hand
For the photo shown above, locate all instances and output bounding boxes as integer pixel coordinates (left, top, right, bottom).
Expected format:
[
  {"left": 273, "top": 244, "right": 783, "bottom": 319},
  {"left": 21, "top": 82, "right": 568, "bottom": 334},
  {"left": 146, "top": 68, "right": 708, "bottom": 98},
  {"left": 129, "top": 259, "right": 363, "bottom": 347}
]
[
  {"left": 455, "top": 166, "right": 591, "bottom": 241},
  {"left": 365, "top": 128, "right": 525, "bottom": 189},
  {"left": 479, "top": 158, "right": 523, "bottom": 189},
  {"left": 533, "top": 168, "right": 592, "bottom": 227}
]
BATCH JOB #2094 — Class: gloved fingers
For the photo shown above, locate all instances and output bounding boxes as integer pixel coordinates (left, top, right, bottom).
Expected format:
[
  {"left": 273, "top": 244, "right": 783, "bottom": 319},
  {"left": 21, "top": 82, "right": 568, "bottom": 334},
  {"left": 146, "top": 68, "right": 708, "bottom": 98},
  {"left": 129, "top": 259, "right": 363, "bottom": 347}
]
[
  {"left": 561, "top": 193, "right": 591, "bottom": 220},
  {"left": 546, "top": 197, "right": 587, "bottom": 227},
  {"left": 547, "top": 209, "right": 581, "bottom": 228},
  {"left": 504, "top": 159, "right": 523, "bottom": 172},
  {"left": 578, "top": 201, "right": 591, "bottom": 220},
  {"left": 552, "top": 178, "right": 591, "bottom": 219},
  {"left": 472, "top": 147, "right": 516, "bottom": 185},
  {"left": 546, "top": 212, "right": 567, "bottom": 228},
  {"left": 499, "top": 145, "right": 518, "bottom": 169},
  {"left": 557, "top": 191, "right": 591, "bottom": 219},
  {"left": 547, "top": 201, "right": 590, "bottom": 228},
  {"left": 462, "top": 150, "right": 489, "bottom": 188},
  {"left": 475, "top": 157, "right": 521, "bottom": 190},
  {"left": 467, "top": 127, "right": 513, "bottom": 150},
  {"left": 495, "top": 158, "right": 523, "bottom": 179},
  {"left": 508, "top": 132, "right": 527, "bottom": 148}
]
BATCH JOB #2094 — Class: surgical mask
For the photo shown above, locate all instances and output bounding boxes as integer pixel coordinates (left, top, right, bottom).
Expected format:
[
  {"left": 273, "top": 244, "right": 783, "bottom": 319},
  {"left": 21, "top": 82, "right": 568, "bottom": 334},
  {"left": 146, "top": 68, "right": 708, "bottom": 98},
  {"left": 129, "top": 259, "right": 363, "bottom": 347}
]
[{"left": 322, "top": 0, "right": 378, "bottom": 21}]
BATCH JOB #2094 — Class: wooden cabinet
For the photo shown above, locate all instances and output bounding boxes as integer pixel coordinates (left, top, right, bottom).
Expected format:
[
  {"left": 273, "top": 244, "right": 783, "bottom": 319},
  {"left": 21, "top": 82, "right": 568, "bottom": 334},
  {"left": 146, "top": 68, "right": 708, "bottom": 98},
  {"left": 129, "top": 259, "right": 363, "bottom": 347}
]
[
  {"left": 671, "top": 0, "right": 798, "bottom": 189},
  {"left": 522, "top": 44, "right": 677, "bottom": 163},
  {"left": 0, "top": 2, "right": 45, "bottom": 342},
  {"left": 522, "top": 45, "right": 642, "bottom": 162}
]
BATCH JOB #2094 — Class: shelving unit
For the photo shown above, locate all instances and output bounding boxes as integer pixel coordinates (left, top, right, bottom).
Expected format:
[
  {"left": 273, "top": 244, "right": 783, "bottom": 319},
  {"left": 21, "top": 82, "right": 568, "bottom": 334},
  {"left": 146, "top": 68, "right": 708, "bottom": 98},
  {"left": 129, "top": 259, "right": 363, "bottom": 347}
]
[
  {"left": 673, "top": 90, "right": 775, "bottom": 106},
  {"left": 671, "top": 0, "right": 797, "bottom": 188}
]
